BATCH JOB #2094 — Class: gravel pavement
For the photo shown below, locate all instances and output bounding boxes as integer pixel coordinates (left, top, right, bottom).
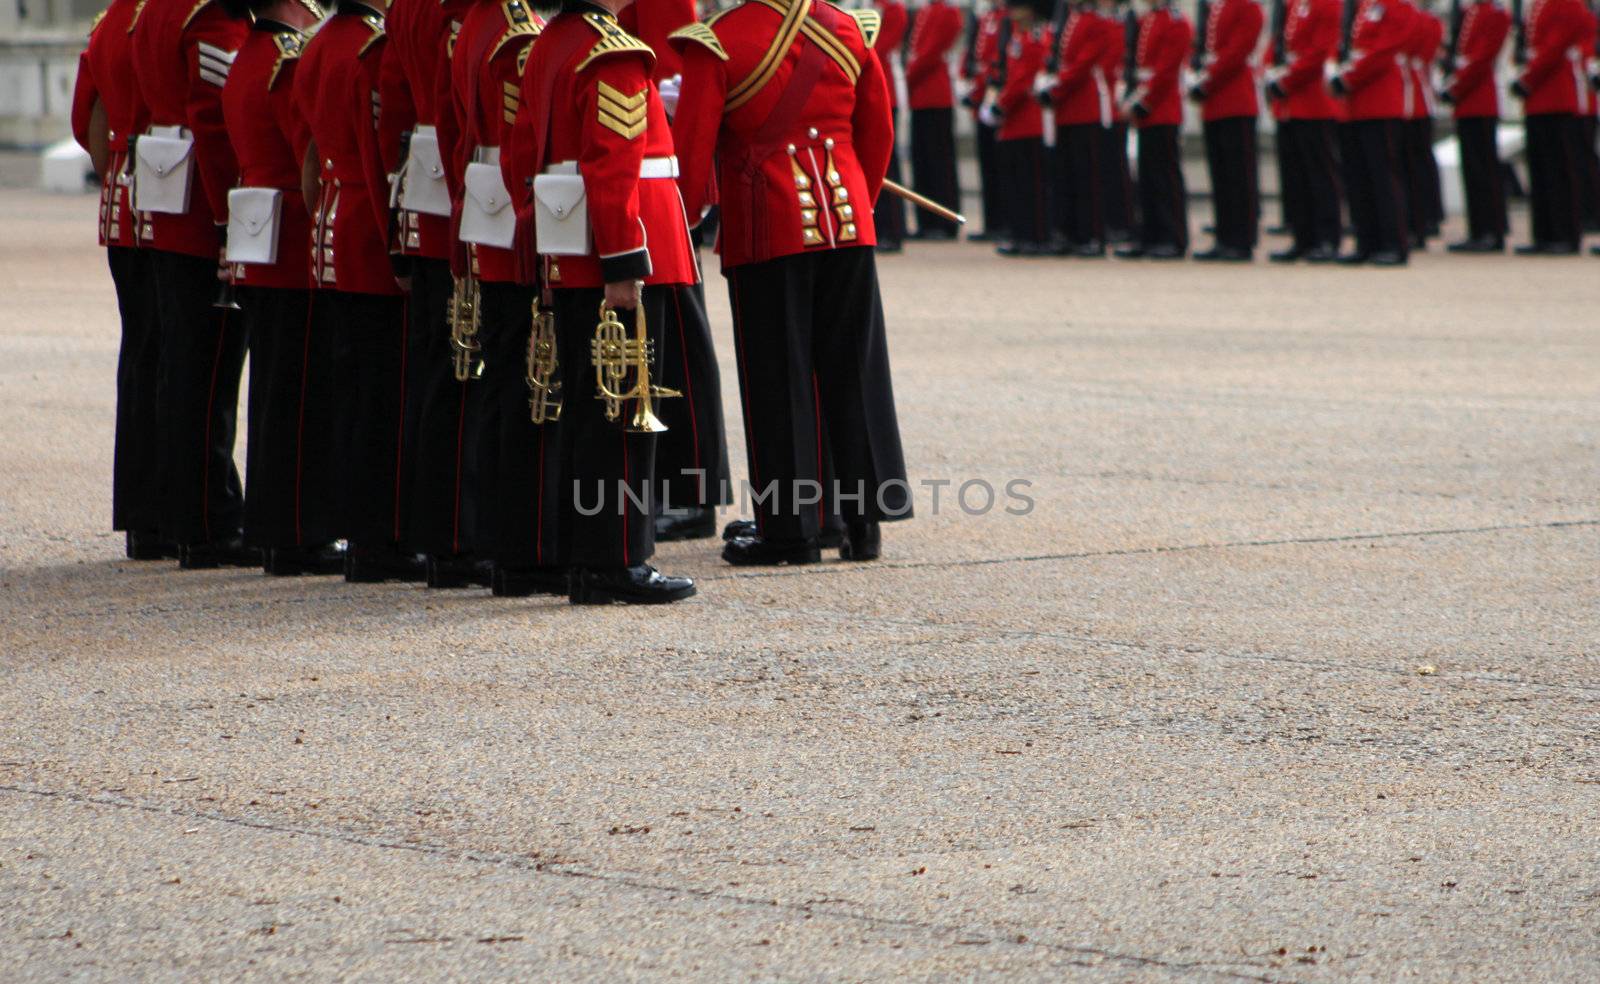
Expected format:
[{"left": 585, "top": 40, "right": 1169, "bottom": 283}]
[{"left": 2, "top": 188, "right": 1597, "bottom": 982}]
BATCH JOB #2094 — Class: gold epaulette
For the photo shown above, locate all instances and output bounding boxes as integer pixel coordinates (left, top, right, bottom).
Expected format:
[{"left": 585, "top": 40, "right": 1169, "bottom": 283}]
[
  {"left": 668, "top": 22, "right": 728, "bottom": 61},
  {"left": 268, "top": 30, "right": 304, "bottom": 90},
  {"left": 295, "top": 0, "right": 324, "bottom": 18},
  {"left": 490, "top": 0, "right": 541, "bottom": 60},
  {"left": 358, "top": 13, "right": 385, "bottom": 57},
  {"left": 575, "top": 12, "right": 655, "bottom": 73},
  {"left": 849, "top": 8, "right": 881, "bottom": 48},
  {"left": 128, "top": 0, "right": 147, "bottom": 33},
  {"left": 89, "top": 7, "right": 106, "bottom": 36},
  {"left": 181, "top": 0, "right": 210, "bottom": 30}
]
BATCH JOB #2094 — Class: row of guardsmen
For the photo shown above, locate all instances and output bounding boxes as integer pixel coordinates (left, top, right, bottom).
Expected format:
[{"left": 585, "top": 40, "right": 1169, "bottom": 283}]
[
  {"left": 71, "top": 0, "right": 917, "bottom": 604},
  {"left": 873, "top": 0, "right": 1600, "bottom": 263}
]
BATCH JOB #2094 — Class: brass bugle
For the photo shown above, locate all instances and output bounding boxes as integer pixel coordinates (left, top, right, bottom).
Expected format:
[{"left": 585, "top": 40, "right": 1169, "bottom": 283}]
[
  {"left": 526, "top": 304, "right": 562, "bottom": 424},
  {"left": 591, "top": 292, "right": 678, "bottom": 434}
]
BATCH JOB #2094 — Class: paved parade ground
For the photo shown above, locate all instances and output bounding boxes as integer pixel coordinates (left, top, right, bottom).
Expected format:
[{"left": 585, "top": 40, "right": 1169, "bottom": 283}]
[{"left": 2, "top": 186, "right": 1598, "bottom": 981}]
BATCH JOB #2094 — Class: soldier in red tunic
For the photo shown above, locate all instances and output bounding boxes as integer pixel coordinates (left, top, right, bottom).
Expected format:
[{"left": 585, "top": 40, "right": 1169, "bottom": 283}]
[
  {"left": 1400, "top": 0, "right": 1446, "bottom": 245},
  {"left": 220, "top": 0, "right": 343, "bottom": 575},
  {"left": 1188, "top": 0, "right": 1264, "bottom": 260},
  {"left": 1097, "top": 0, "right": 1137, "bottom": 246},
  {"left": 873, "top": 0, "right": 912, "bottom": 250},
  {"left": 509, "top": 0, "right": 697, "bottom": 604},
  {"left": 961, "top": 2, "right": 1006, "bottom": 241},
  {"left": 989, "top": 0, "right": 1053, "bottom": 254},
  {"left": 1511, "top": 0, "right": 1597, "bottom": 253},
  {"left": 378, "top": 0, "right": 478, "bottom": 585},
  {"left": 1115, "top": 0, "right": 1192, "bottom": 258},
  {"left": 71, "top": 0, "right": 164, "bottom": 560},
  {"left": 1265, "top": 0, "right": 1345, "bottom": 261},
  {"left": 1042, "top": 0, "right": 1114, "bottom": 255},
  {"left": 1331, "top": 0, "right": 1415, "bottom": 264},
  {"left": 904, "top": 0, "right": 964, "bottom": 238},
  {"left": 296, "top": 0, "right": 422, "bottom": 580},
  {"left": 1441, "top": 0, "right": 1511, "bottom": 251},
  {"left": 671, "top": 0, "right": 911, "bottom": 565},
  {"left": 128, "top": 0, "right": 253, "bottom": 567}
]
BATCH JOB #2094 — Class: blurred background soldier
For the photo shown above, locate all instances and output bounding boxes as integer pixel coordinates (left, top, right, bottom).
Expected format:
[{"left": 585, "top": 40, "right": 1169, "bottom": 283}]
[
  {"left": 1266, "top": 0, "right": 1344, "bottom": 262},
  {"left": 874, "top": 0, "right": 912, "bottom": 251},
  {"left": 1331, "top": 0, "right": 1413, "bottom": 265},
  {"left": 1510, "top": 0, "right": 1595, "bottom": 254},
  {"left": 989, "top": 0, "right": 1053, "bottom": 254},
  {"left": 297, "top": 0, "right": 422, "bottom": 581},
  {"left": 672, "top": 0, "right": 912, "bottom": 565},
  {"left": 1098, "top": 0, "right": 1138, "bottom": 246},
  {"left": 905, "top": 0, "right": 964, "bottom": 238},
  {"left": 221, "top": 0, "right": 343, "bottom": 576},
  {"left": 71, "top": 0, "right": 165, "bottom": 560},
  {"left": 515, "top": 0, "right": 696, "bottom": 604},
  {"left": 380, "top": 0, "right": 479, "bottom": 586},
  {"left": 1188, "top": 0, "right": 1263, "bottom": 260},
  {"left": 1401, "top": 0, "right": 1445, "bottom": 248},
  {"left": 1116, "top": 0, "right": 1192, "bottom": 258},
  {"left": 961, "top": 1, "right": 1006, "bottom": 241},
  {"left": 1043, "top": 0, "right": 1113, "bottom": 256},
  {"left": 129, "top": 0, "right": 253, "bottom": 567},
  {"left": 1441, "top": 0, "right": 1511, "bottom": 251}
]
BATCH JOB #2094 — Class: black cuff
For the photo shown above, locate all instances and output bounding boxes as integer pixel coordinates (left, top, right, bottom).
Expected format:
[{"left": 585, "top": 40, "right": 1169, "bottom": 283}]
[{"left": 599, "top": 247, "right": 652, "bottom": 284}]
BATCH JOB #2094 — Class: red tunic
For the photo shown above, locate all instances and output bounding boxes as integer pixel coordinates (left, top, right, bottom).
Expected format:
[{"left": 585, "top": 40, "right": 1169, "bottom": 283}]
[
  {"left": 1196, "top": 0, "right": 1263, "bottom": 121},
  {"left": 877, "top": 0, "right": 911, "bottom": 108},
  {"left": 1403, "top": 5, "right": 1444, "bottom": 119},
  {"left": 295, "top": 1, "right": 400, "bottom": 295},
  {"left": 1339, "top": 0, "right": 1413, "bottom": 119},
  {"left": 128, "top": 0, "right": 248, "bottom": 258},
  {"left": 997, "top": 24, "right": 1047, "bottom": 140},
  {"left": 511, "top": 6, "right": 696, "bottom": 288},
  {"left": 378, "top": 0, "right": 474, "bottom": 258},
  {"left": 1130, "top": 6, "right": 1193, "bottom": 128},
  {"left": 1447, "top": 1, "right": 1510, "bottom": 118},
  {"left": 1099, "top": 11, "right": 1129, "bottom": 123},
  {"left": 966, "top": 5, "right": 1005, "bottom": 115},
  {"left": 618, "top": 0, "right": 699, "bottom": 81},
  {"left": 1517, "top": 0, "right": 1597, "bottom": 115},
  {"left": 906, "top": 0, "right": 962, "bottom": 109},
  {"left": 671, "top": 0, "right": 895, "bottom": 269},
  {"left": 1273, "top": 0, "right": 1343, "bottom": 120},
  {"left": 446, "top": 0, "right": 543, "bottom": 284},
  {"left": 1051, "top": 8, "right": 1116, "bottom": 126},
  {"left": 220, "top": 21, "right": 313, "bottom": 290},
  {"left": 70, "top": 0, "right": 147, "bottom": 248}
]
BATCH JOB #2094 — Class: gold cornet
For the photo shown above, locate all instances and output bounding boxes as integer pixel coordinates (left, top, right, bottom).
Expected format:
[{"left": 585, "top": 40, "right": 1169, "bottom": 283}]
[
  {"left": 449, "top": 274, "right": 484, "bottom": 382},
  {"left": 526, "top": 304, "right": 562, "bottom": 424},
  {"left": 591, "top": 291, "right": 678, "bottom": 434}
]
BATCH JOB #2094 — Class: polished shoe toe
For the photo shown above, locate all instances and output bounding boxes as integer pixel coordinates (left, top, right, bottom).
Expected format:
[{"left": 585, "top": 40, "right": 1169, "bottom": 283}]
[
  {"left": 569, "top": 565, "right": 696, "bottom": 605},
  {"left": 722, "top": 535, "right": 822, "bottom": 567}
]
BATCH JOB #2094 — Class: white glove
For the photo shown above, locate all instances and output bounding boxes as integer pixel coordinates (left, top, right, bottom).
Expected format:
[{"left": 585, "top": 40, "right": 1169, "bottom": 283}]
[
  {"left": 659, "top": 74, "right": 682, "bottom": 117},
  {"left": 1032, "top": 71, "right": 1054, "bottom": 97},
  {"left": 978, "top": 100, "right": 1002, "bottom": 128}
]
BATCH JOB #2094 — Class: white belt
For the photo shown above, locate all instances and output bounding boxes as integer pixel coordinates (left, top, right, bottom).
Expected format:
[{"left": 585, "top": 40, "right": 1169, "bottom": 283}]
[
  {"left": 475, "top": 145, "right": 500, "bottom": 165},
  {"left": 413, "top": 124, "right": 437, "bottom": 139},
  {"left": 543, "top": 155, "right": 678, "bottom": 179},
  {"left": 147, "top": 124, "right": 190, "bottom": 140}
]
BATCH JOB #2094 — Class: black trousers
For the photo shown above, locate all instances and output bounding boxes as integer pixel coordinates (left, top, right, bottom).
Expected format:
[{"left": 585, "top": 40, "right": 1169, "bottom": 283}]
[
  {"left": 319, "top": 289, "right": 409, "bottom": 548},
  {"left": 407, "top": 258, "right": 477, "bottom": 556},
  {"left": 1456, "top": 115, "right": 1508, "bottom": 240},
  {"left": 149, "top": 249, "right": 247, "bottom": 545},
  {"left": 473, "top": 281, "right": 561, "bottom": 568},
  {"left": 107, "top": 246, "right": 162, "bottom": 533},
  {"left": 654, "top": 282, "right": 731, "bottom": 509},
  {"left": 725, "top": 247, "right": 910, "bottom": 544},
  {"left": 1340, "top": 119, "right": 1409, "bottom": 257},
  {"left": 1100, "top": 121, "right": 1136, "bottom": 237},
  {"left": 1135, "top": 124, "right": 1189, "bottom": 251},
  {"left": 975, "top": 118, "right": 1004, "bottom": 236},
  {"left": 910, "top": 106, "right": 960, "bottom": 236},
  {"left": 1525, "top": 113, "right": 1583, "bottom": 247},
  {"left": 1054, "top": 123, "right": 1104, "bottom": 246},
  {"left": 1278, "top": 118, "right": 1343, "bottom": 251},
  {"left": 873, "top": 126, "right": 908, "bottom": 247},
  {"left": 1202, "top": 115, "right": 1260, "bottom": 250},
  {"left": 548, "top": 285, "right": 663, "bottom": 569},
  {"left": 999, "top": 136, "right": 1052, "bottom": 246},
  {"left": 1579, "top": 114, "right": 1600, "bottom": 230},
  {"left": 241, "top": 286, "right": 340, "bottom": 549},
  {"left": 1403, "top": 117, "right": 1444, "bottom": 237}
]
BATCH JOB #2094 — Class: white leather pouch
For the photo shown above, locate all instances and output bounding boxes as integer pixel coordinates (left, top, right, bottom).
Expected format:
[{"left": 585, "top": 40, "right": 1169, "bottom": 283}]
[
  {"left": 225, "top": 187, "right": 283, "bottom": 265},
  {"left": 459, "top": 161, "right": 516, "bottom": 249},
  {"left": 133, "top": 126, "right": 195, "bottom": 215},
  {"left": 532, "top": 172, "right": 591, "bottom": 256},
  {"left": 399, "top": 127, "right": 451, "bottom": 217}
]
